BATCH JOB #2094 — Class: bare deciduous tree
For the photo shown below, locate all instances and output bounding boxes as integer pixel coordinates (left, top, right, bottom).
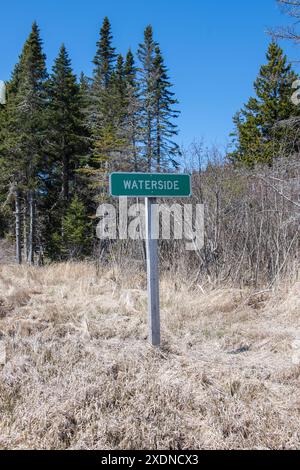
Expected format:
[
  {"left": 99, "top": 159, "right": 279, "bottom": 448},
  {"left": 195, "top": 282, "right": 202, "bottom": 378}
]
[{"left": 271, "top": 1, "right": 300, "bottom": 44}]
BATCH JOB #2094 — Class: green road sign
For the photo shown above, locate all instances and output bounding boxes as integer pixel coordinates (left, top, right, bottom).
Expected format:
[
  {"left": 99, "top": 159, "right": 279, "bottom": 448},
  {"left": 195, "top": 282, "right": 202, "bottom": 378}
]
[{"left": 110, "top": 172, "right": 192, "bottom": 198}]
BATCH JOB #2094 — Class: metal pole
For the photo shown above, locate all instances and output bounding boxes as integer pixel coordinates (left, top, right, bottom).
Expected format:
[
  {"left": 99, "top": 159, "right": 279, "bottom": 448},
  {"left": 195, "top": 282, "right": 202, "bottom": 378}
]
[{"left": 145, "top": 197, "right": 160, "bottom": 347}]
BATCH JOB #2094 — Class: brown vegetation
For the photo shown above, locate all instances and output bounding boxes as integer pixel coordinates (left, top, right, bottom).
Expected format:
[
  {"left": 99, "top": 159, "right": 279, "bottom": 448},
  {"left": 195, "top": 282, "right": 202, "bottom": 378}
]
[{"left": 0, "top": 262, "right": 299, "bottom": 450}]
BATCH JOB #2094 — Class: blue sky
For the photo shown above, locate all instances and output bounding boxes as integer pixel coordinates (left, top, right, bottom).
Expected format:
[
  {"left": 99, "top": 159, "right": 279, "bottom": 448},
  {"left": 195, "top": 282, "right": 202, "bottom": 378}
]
[{"left": 1, "top": 0, "right": 299, "bottom": 149}]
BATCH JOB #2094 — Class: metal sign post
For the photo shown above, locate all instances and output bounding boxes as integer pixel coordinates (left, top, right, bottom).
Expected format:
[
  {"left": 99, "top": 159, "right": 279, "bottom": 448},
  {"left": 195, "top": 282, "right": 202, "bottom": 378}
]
[
  {"left": 0, "top": 81, "right": 6, "bottom": 105},
  {"left": 109, "top": 172, "right": 192, "bottom": 348},
  {"left": 145, "top": 197, "right": 160, "bottom": 346}
]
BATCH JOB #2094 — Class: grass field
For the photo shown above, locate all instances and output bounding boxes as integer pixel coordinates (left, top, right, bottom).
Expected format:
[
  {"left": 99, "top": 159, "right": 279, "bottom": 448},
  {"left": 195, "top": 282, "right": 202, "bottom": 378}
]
[{"left": 0, "top": 261, "right": 300, "bottom": 450}]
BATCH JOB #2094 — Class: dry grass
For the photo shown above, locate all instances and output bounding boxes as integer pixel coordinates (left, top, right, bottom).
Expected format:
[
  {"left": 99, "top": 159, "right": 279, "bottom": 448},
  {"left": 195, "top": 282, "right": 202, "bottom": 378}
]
[
  {"left": 0, "top": 240, "right": 14, "bottom": 265},
  {"left": 0, "top": 261, "right": 299, "bottom": 450}
]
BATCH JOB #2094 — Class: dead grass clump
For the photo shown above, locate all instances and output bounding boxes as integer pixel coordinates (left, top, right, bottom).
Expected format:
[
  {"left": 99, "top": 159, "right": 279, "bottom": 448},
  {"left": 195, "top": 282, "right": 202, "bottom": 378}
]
[
  {"left": 6, "top": 289, "right": 32, "bottom": 308},
  {"left": 0, "top": 262, "right": 299, "bottom": 449}
]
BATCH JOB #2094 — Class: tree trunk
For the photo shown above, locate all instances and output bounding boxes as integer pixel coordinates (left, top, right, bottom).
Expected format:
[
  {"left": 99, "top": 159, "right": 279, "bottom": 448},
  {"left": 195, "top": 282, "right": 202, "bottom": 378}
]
[
  {"left": 27, "top": 190, "right": 35, "bottom": 265},
  {"left": 23, "top": 194, "right": 28, "bottom": 260},
  {"left": 15, "top": 188, "right": 22, "bottom": 265},
  {"left": 156, "top": 111, "right": 161, "bottom": 172},
  {"left": 63, "top": 153, "right": 69, "bottom": 201},
  {"left": 133, "top": 136, "right": 138, "bottom": 172},
  {"left": 147, "top": 112, "right": 152, "bottom": 172}
]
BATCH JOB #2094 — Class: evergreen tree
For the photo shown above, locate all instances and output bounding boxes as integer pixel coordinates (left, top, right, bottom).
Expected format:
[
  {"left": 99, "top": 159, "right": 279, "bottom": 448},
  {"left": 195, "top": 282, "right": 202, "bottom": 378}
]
[
  {"left": 47, "top": 44, "right": 86, "bottom": 202},
  {"left": 0, "top": 18, "right": 182, "bottom": 260},
  {"left": 52, "top": 195, "right": 92, "bottom": 260},
  {"left": 1, "top": 22, "right": 48, "bottom": 263},
  {"left": 62, "top": 195, "right": 91, "bottom": 259},
  {"left": 230, "top": 42, "right": 298, "bottom": 166},
  {"left": 3, "top": 22, "right": 48, "bottom": 187},
  {"left": 152, "top": 46, "right": 180, "bottom": 171},
  {"left": 0, "top": 98, "right": 9, "bottom": 237},
  {"left": 42, "top": 45, "right": 89, "bottom": 258},
  {"left": 125, "top": 49, "right": 136, "bottom": 87},
  {"left": 138, "top": 25, "right": 157, "bottom": 171},
  {"left": 93, "top": 16, "right": 116, "bottom": 88},
  {"left": 115, "top": 55, "right": 125, "bottom": 94},
  {"left": 124, "top": 49, "right": 142, "bottom": 171},
  {"left": 108, "top": 54, "right": 127, "bottom": 126},
  {"left": 85, "top": 18, "right": 127, "bottom": 200},
  {"left": 87, "top": 17, "right": 117, "bottom": 134},
  {"left": 138, "top": 26, "right": 180, "bottom": 171},
  {"left": 0, "top": 97, "right": 7, "bottom": 190}
]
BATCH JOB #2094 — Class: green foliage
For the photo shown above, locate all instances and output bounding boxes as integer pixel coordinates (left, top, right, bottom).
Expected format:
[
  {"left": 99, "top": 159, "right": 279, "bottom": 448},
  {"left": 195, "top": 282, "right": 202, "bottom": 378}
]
[
  {"left": 124, "top": 49, "right": 143, "bottom": 171},
  {"left": 124, "top": 49, "right": 137, "bottom": 88},
  {"left": 0, "top": 18, "right": 181, "bottom": 261},
  {"left": 84, "top": 19, "right": 135, "bottom": 198},
  {"left": 152, "top": 45, "right": 180, "bottom": 170},
  {"left": 62, "top": 196, "right": 92, "bottom": 258},
  {"left": 47, "top": 44, "right": 87, "bottom": 199},
  {"left": 138, "top": 26, "right": 180, "bottom": 171},
  {"left": 230, "top": 42, "right": 299, "bottom": 167},
  {"left": 0, "top": 103, "right": 8, "bottom": 211},
  {"left": 1, "top": 22, "right": 48, "bottom": 189},
  {"left": 138, "top": 26, "right": 157, "bottom": 170},
  {"left": 52, "top": 196, "right": 92, "bottom": 259},
  {"left": 41, "top": 44, "right": 90, "bottom": 259},
  {"left": 93, "top": 17, "right": 117, "bottom": 89}
]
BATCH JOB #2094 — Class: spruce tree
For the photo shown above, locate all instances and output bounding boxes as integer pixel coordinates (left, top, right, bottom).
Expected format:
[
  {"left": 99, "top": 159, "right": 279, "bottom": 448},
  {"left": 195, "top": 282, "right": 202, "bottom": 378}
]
[
  {"left": 87, "top": 17, "right": 117, "bottom": 133},
  {"left": 138, "top": 27, "right": 180, "bottom": 172},
  {"left": 138, "top": 25, "right": 157, "bottom": 171},
  {"left": 50, "top": 195, "right": 92, "bottom": 260},
  {"left": 1, "top": 22, "right": 48, "bottom": 263},
  {"left": 0, "top": 99, "right": 9, "bottom": 237},
  {"left": 85, "top": 18, "right": 126, "bottom": 200},
  {"left": 3, "top": 22, "right": 48, "bottom": 187},
  {"left": 115, "top": 54, "right": 126, "bottom": 115},
  {"left": 152, "top": 46, "right": 180, "bottom": 171},
  {"left": 230, "top": 42, "right": 298, "bottom": 166},
  {"left": 61, "top": 195, "right": 92, "bottom": 259},
  {"left": 125, "top": 49, "right": 136, "bottom": 87},
  {"left": 41, "top": 45, "right": 89, "bottom": 258},
  {"left": 47, "top": 44, "right": 86, "bottom": 202},
  {"left": 108, "top": 54, "right": 127, "bottom": 126},
  {"left": 93, "top": 17, "right": 116, "bottom": 89},
  {"left": 0, "top": 18, "right": 183, "bottom": 259},
  {"left": 124, "top": 49, "right": 142, "bottom": 171}
]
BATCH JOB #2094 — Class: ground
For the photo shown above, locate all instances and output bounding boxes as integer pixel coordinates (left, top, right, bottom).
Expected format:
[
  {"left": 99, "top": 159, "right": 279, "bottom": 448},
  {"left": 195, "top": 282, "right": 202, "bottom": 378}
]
[{"left": 0, "top": 261, "right": 299, "bottom": 450}]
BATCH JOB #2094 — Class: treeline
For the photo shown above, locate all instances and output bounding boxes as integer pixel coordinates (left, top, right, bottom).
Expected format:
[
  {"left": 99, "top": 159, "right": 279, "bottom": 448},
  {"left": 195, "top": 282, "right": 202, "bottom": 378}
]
[
  {"left": 2, "top": 3, "right": 300, "bottom": 281},
  {"left": 0, "top": 19, "right": 180, "bottom": 263}
]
